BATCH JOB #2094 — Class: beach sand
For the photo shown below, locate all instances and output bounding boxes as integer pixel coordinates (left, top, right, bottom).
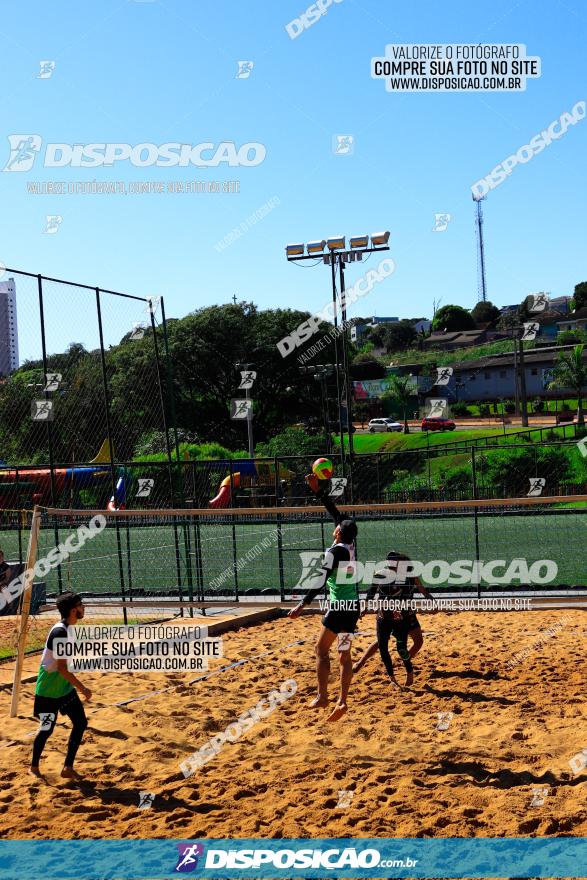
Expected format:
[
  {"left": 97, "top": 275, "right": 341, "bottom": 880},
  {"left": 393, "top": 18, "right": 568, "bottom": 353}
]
[{"left": 0, "top": 609, "right": 585, "bottom": 841}]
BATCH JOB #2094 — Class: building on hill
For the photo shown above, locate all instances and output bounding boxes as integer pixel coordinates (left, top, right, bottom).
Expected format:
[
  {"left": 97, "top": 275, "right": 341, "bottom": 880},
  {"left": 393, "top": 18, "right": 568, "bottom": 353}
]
[
  {"left": 550, "top": 295, "right": 572, "bottom": 314},
  {"left": 350, "top": 315, "right": 398, "bottom": 344},
  {"left": 556, "top": 307, "right": 587, "bottom": 333},
  {"left": 441, "top": 344, "right": 587, "bottom": 402}
]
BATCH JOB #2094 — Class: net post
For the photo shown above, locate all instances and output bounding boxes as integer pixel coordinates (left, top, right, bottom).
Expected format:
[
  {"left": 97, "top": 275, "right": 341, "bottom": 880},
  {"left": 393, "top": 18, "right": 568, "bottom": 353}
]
[{"left": 10, "top": 505, "right": 42, "bottom": 718}]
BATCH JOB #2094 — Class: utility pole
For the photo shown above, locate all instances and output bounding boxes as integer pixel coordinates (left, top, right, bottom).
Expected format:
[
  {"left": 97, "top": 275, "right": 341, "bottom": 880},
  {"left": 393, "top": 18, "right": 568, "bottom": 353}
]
[
  {"left": 337, "top": 254, "right": 355, "bottom": 463},
  {"left": 473, "top": 193, "right": 488, "bottom": 302},
  {"left": 517, "top": 336, "right": 529, "bottom": 427}
]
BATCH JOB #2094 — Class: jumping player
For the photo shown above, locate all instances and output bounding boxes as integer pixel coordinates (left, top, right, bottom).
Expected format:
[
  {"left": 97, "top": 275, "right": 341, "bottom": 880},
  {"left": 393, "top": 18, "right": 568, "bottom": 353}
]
[
  {"left": 354, "top": 552, "right": 435, "bottom": 687},
  {"left": 288, "top": 473, "right": 359, "bottom": 722},
  {"left": 30, "top": 591, "right": 91, "bottom": 779}
]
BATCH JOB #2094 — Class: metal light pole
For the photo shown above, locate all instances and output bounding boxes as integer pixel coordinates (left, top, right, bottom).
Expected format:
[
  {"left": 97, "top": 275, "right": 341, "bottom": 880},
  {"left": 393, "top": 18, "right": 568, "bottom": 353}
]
[{"left": 285, "top": 232, "right": 390, "bottom": 503}]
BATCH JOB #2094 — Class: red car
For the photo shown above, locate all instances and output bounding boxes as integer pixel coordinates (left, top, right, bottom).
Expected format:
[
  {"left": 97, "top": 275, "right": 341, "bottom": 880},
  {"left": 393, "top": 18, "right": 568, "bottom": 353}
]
[{"left": 421, "top": 416, "right": 456, "bottom": 432}]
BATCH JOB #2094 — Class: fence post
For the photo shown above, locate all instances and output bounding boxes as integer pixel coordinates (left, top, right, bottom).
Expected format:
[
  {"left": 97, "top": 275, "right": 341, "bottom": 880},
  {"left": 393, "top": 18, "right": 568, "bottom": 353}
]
[
  {"left": 149, "top": 302, "right": 188, "bottom": 613},
  {"left": 95, "top": 287, "right": 127, "bottom": 624},
  {"left": 38, "top": 275, "right": 63, "bottom": 595},
  {"left": 471, "top": 447, "right": 481, "bottom": 600}
]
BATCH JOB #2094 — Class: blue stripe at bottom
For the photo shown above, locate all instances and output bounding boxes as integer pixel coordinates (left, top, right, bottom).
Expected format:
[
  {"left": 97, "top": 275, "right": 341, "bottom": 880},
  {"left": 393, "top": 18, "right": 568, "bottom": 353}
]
[{"left": 0, "top": 838, "right": 586, "bottom": 879}]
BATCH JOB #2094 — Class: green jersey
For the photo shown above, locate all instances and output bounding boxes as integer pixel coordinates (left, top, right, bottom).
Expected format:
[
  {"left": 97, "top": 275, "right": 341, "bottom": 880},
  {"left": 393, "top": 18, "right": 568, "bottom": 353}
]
[{"left": 35, "top": 621, "right": 73, "bottom": 699}]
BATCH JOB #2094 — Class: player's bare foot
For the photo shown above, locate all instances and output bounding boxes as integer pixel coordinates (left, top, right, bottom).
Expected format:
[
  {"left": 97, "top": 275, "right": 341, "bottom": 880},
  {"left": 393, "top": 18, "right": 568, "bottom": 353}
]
[
  {"left": 28, "top": 766, "right": 44, "bottom": 779},
  {"left": 326, "top": 701, "right": 348, "bottom": 722},
  {"left": 389, "top": 677, "right": 402, "bottom": 690},
  {"left": 61, "top": 767, "right": 83, "bottom": 780},
  {"left": 405, "top": 671, "right": 414, "bottom": 687},
  {"left": 309, "top": 695, "right": 329, "bottom": 708}
]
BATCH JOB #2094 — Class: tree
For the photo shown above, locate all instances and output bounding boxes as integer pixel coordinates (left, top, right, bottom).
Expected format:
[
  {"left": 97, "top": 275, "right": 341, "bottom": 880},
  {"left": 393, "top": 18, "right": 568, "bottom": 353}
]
[
  {"left": 571, "top": 281, "right": 587, "bottom": 312},
  {"left": 381, "top": 320, "right": 417, "bottom": 352},
  {"left": 548, "top": 344, "right": 586, "bottom": 427},
  {"left": 382, "top": 375, "right": 414, "bottom": 434},
  {"left": 471, "top": 300, "right": 500, "bottom": 326},
  {"left": 431, "top": 305, "right": 476, "bottom": 332}
]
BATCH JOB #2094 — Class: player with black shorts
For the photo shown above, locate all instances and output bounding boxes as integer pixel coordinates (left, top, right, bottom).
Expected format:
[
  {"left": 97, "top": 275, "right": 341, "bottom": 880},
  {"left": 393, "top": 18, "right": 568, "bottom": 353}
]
[
  {"left": 30, "top": 591, "right": 91, "bottom": 779},
  {"left": 288, "top": 474, "right": 359, "bottom": 722},
  {"left": 354, "top": 551, "right": 435, "bottom": 687}
]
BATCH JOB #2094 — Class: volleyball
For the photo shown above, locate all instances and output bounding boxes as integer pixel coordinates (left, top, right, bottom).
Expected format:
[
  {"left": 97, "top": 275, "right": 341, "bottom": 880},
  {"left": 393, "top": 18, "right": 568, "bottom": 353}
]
[{"left": 312, "top": 457, "right": 333, "bottom": 480}]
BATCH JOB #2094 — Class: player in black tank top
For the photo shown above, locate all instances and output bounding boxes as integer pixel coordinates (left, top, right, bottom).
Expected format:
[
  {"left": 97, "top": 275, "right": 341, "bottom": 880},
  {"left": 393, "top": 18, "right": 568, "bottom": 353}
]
[{"left": 354, "top": 551, "right": 436, "bottom": 687}]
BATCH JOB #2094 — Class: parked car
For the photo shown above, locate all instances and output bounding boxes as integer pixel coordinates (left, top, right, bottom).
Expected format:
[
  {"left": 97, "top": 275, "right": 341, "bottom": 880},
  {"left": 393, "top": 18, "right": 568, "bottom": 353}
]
[
  {"left": 368, "top": 418, "right": 403, "bottom": 433},
  {"left": 421, "top": 416, "right": 456, "bottom": 432}
]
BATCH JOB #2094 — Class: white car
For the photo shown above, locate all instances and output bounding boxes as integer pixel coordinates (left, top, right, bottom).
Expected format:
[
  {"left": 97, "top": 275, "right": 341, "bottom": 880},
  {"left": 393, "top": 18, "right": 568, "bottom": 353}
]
[{"left": 368, "top": 417, "right": 403, "bottom": 433}]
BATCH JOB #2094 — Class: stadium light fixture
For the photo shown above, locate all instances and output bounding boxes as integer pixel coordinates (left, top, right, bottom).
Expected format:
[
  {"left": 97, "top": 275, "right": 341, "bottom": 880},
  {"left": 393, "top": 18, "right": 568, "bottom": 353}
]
[
  {"left": 370, "top": 230, "right": 390, "bottom": 247},
  {"left": 286, "top": 243, "right": 305, "bottom": 258},
  {"left": 349, "top": 235, "right": 369, "bottom": 249},
  {"left": 326, "top": 235, "right": 346, "bottom": 251},
  {"left": 306, "top": 239, "right": 326, "bottom": 254}
]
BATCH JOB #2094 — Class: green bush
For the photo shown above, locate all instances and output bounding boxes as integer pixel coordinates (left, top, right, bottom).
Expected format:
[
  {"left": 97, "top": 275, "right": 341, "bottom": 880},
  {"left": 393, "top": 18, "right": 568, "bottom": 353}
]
[{"left": 450, "top": 401, "right": 470, "bottom": 416}]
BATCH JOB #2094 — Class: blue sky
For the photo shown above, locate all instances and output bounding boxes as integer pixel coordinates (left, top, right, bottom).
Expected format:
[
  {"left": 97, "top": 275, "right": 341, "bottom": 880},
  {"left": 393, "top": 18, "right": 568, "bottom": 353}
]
[{"left": 1, "top": 0, "right": 586, "bottom": 358}]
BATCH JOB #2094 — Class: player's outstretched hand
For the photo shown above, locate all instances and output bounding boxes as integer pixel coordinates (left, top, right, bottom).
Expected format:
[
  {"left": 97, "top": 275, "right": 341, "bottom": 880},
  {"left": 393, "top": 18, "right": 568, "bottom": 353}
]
[
  {"left": 304, "top": 473, "right": 320, "bottom": 494},
  {"left": 288, "top": 603, "right": 304, "bottom": 619}
]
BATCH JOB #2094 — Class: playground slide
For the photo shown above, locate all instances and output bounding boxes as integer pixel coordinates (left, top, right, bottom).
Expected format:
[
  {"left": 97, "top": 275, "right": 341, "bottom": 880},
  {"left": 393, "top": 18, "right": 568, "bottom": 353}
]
[
  {"left": 209, "top": 473, "right": 240, "bottom": 508},
  {"left": 209, "top": 484, "right": 232, "bottom": 508}
]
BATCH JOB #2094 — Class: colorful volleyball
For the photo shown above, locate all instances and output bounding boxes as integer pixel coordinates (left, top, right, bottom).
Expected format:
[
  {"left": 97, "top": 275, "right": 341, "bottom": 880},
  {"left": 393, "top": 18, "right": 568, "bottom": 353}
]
[{"left": 312, "top": 457, "right": 334, "bottom": 480}]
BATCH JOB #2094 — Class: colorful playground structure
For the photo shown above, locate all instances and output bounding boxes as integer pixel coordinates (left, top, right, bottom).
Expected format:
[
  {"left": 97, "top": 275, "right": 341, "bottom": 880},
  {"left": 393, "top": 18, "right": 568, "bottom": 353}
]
[
  {"left": 0, "top": 440, "right": 127, "bottom": 510},
  {"left": 209, "top": 460, "right": 294, "bottom": 508}
]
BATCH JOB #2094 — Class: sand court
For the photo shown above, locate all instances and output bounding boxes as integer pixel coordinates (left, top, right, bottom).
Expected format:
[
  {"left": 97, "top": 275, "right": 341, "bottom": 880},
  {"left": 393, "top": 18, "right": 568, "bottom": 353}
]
[{"left": 0, "top": 610, "right": 585, "bottom": 841}]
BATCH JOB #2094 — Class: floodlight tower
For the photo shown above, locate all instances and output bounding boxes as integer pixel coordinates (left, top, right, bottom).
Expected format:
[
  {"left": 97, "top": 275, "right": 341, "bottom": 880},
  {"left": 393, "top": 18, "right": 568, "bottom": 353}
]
[{"left": 473, "top": 193, "right": 488, "bottom": 303}]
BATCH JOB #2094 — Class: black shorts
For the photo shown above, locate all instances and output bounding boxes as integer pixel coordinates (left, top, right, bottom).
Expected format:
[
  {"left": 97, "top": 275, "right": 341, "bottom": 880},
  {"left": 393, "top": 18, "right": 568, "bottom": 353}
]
[
  {"left": 33, "top": 690, "right": 81, "bottom": 718},
  {"left": 322, "top": 610, "right": 360, "bottom": 635},
  {"left": 379, "top": 611, "right": 420, "bottom": 632},
  {"left": 403, "top": 611, "right": 420, "bottom": 631}
]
